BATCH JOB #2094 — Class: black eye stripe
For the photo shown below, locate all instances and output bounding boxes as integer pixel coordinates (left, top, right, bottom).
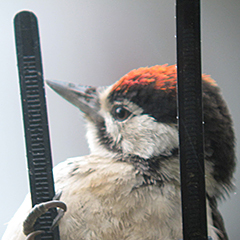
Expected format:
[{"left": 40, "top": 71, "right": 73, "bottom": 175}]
[
  {"left": 111, "top": 105, "right": 132, "bottom": 121},
  {"left": 96, "top": 120, "right": 122, "bottom": 153}
]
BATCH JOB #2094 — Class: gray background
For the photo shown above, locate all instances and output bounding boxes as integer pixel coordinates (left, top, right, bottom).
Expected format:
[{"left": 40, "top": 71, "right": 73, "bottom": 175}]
[{"left": 0, "top": 0, "right": 239, "bottom": 239}]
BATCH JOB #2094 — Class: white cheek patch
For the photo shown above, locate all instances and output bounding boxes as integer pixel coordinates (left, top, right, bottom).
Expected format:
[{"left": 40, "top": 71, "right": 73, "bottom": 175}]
[
  {"left": 104, "top": 113, "right": 122, "bottom": 145},
  {"left": 120, "top": 115, "right": 179, "bottom": 158},
  {"left": 88, "top": 110, "right": 178, "bottom": 159}
]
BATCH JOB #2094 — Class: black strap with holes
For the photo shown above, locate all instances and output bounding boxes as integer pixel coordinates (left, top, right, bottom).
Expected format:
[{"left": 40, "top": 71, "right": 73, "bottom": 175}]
[
  {"left": 176, "top": 1, "right": 208, "bottom": 240},
  {"left": 14, "top": 11, "right": 60, "bottom": 240}
]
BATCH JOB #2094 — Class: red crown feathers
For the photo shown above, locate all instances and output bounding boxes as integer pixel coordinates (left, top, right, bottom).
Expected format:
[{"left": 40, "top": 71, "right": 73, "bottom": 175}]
[{"left": 111, "top": 64, "right": 216, "bottom": 93}]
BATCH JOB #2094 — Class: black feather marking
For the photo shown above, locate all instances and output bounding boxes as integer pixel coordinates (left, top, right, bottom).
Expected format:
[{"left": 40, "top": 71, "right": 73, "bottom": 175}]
[
  {"left": 95, "top": 119, "right": 122, "bottom": 153},
  {"left": 120, "top": 149, "right": 179, "bottom": 188},
  {"left": 109, "top": 84, "right": 177, "bottom": 124},
  {"left": 202, "top": 81, "right": 235, "bottom": 194}
]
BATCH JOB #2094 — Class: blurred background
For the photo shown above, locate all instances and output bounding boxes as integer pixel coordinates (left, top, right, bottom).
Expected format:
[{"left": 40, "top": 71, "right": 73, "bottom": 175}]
[{"left": 0, "top": 0, "right": 239, "bottom": 239}]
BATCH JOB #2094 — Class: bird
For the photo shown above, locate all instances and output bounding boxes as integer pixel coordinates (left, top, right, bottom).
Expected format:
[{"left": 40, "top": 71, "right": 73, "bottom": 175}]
[{"left": 2, "top": 64, "right": 235, "bottom": 240}]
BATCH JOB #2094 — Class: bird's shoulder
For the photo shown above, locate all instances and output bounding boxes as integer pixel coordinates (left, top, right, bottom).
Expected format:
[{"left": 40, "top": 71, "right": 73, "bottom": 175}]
[{"left": 53, "top": 154, "right": 141, "bottom": 194}]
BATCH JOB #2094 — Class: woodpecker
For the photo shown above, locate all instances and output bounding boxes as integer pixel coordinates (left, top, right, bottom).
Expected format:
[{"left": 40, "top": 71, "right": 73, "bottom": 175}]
[{"left": 2, "top": 64, "right": 235, "bottom": 240}]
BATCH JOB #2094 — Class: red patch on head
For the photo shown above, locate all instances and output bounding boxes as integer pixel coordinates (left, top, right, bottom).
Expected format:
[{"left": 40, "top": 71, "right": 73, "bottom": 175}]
[
  {"left": 111, "top": 64, "right": 216, "bottom": 93},
  {"left": 111, "top": 64, "right": 177, "bottom": 93}
]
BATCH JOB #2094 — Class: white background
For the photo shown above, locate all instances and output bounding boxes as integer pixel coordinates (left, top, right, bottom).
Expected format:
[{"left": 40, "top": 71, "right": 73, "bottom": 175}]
[{"left": 0, "top": 0, "right": 239, "bottom": 239}]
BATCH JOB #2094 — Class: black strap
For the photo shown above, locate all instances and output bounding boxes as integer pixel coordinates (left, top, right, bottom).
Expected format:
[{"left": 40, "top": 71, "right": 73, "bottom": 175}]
[
  {"left": 14, "top": 11, "right": 60, "bottom": 240},
  {"left": 176, "top": 1, "right": 208, "bottom": 240}
]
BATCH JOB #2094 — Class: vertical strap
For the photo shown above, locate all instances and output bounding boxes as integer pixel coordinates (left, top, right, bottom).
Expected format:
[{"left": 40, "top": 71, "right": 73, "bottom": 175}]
[
  {"left": 176, "top": 1, "right": 208, "bottom": 239},
  {"left": 14, "top": 11, "right": 60, "bottom": 240}
]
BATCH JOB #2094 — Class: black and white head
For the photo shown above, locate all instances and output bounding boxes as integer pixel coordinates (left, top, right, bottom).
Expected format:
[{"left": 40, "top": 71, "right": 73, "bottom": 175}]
[{"left": 46, "top": 64, "right": 235, "bottom": 199}]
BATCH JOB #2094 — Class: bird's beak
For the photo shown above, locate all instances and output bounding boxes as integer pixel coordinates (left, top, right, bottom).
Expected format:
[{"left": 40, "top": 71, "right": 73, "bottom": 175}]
[{"left": 46, "top": 79, "right": 103, "bottom": 123}]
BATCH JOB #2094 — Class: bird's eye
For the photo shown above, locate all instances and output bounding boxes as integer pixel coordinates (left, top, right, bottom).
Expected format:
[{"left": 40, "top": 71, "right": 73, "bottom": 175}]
[{"left": 111, "top": 106, "right": 132, "bottom": 121}]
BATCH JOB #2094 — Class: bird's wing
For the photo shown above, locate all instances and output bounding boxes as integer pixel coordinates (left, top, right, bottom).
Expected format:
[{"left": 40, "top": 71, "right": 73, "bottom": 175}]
[{"left": 208, "top": 195, "right": 229, "bottom": 240}]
